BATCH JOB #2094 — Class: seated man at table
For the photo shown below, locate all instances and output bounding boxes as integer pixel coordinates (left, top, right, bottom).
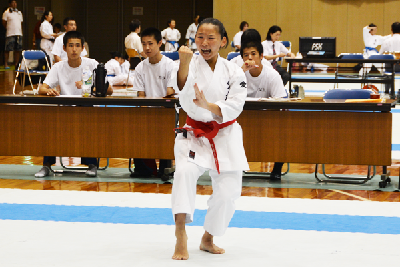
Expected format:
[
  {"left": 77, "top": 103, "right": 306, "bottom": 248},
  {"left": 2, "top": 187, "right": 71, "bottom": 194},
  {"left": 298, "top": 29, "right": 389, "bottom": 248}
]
[
  {"left": 131, "top": 27, "right": 176, "bottom": 178},
  {"left": 35, "top": 31, "right": 113, "bottom": 178},
  {"left": 240, "top": 31, "right": 287, "bottom": 180}
]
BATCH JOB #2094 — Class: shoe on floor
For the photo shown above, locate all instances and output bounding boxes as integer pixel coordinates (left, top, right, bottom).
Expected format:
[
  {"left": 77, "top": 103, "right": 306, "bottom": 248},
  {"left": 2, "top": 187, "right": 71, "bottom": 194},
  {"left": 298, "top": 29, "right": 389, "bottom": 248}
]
[
  {"left": 35, "top": 166, "right": 51, "bottom": 178},
  {"left": 85, "top": 164, "right": 97, "bottom": 177}
]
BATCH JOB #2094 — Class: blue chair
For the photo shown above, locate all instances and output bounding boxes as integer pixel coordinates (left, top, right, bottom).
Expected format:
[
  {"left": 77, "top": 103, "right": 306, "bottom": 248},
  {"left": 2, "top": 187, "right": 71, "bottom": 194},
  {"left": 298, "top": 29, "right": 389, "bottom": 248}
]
[
  {"left": 231, "top": 41, "right": 235, "bottom": 51},
  {"left": 160, "top": 51, "right": 179, "bottom": 61},
  {"left": 13, "top": 50, "right": 51, "bottom": 95},
  {"left": 227, "top": 52, "right": 240, "bottom": 61}
]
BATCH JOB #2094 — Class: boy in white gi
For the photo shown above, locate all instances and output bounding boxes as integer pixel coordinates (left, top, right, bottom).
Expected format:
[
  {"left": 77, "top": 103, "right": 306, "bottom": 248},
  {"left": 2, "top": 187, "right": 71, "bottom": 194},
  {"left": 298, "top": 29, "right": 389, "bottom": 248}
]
[
  {"left": 233, "top": 21, "right": 249, "bottom": 51},
  {"left": 131, "top": 27, "right": 175, "bottom": 178},
  {"left": 172, "top": 18, "right": 248, "bottom": 260},
  {"left": 161, "top": 19, "right": 181, "bottom": 52},
  {"left": 185, "top": 15, "right": 200, "bottom": 51},
  {"left": 34, "top": 31, "right": 113, "bottom": 178}
]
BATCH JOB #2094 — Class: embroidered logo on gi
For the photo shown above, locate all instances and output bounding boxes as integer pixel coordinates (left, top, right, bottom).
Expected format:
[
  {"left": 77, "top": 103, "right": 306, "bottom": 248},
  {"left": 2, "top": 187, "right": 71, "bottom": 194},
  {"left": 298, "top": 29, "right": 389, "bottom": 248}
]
[
  {"left": 240, "top": 81, "right": 247, "bottom": 88},
  {"left": 189, "top": 150, "right": 195, "bottom": 159},
  {"left": 158, "top": 75, "right": 166, "bottom": 80}
]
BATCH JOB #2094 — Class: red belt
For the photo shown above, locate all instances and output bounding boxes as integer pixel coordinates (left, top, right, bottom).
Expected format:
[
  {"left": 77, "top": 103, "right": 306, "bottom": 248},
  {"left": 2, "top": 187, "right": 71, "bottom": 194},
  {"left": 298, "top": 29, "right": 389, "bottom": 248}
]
[{"left": 175, "top": 116, "right": 236, "bottom": 174}]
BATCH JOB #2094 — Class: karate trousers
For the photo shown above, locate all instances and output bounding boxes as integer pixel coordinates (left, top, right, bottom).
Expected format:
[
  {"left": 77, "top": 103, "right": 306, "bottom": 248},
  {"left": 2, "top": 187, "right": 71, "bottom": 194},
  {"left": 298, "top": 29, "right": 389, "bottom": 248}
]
[{"left": 171, "top": 160, "right": 242, "bottom": 237}]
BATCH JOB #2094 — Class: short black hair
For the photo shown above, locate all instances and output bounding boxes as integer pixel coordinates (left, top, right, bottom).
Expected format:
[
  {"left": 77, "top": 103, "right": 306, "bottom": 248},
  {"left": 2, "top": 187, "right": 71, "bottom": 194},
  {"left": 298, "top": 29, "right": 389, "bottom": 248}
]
[
  {"left": 168, "top": 19, "right": 175, "bottom": 26},
  {"left": 241, "top": 29, "right": 261, "bottom": 45},
  {"left": 240, "top": 21, "right": 249, "bottom": 31},
  {"left": 63, "top": 31, "right": 85, "bottom": 47},
  {"left": 129, "top": 19, "right": 141, "bottom": 32},
  {"left": 141, "top": 27, "right": 162, "bottom": 43},
  {"left": 110, "top": 51, "right": 122, "bottom": 58},
  {"left": 54, "top": 23, "right": 62, "bottom": 30},
  {"left": 266, "top": 25, "right": 282, "bottom": 40},
  {"left": 9, "top": 0, "right": 16, "bottom": 4},
  {"left": 369, "top": 23, "right": 377, "bottom": 28},
  {"left": 240, "top": 41, "right": 263, "bottom": 58},
  {"left": 391, "top": 22, "right": 400, "bottom": 34},
  {"left": 63, "top": 17, "right": 75, "bottom": 26}
]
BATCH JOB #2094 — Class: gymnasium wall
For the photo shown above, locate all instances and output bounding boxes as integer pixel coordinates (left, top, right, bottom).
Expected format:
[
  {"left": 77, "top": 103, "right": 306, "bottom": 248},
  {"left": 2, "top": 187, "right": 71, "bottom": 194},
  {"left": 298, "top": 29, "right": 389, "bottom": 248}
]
[{"left": 214, "top": 0, "right": 400, "bottom": 58}]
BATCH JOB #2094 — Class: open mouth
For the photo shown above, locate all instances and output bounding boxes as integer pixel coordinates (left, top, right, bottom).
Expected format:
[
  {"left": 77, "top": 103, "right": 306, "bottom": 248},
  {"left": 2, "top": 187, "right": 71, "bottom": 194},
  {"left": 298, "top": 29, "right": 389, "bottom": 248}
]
[{"left": 201, "top": 49, "right": 211, "bottom": 55}]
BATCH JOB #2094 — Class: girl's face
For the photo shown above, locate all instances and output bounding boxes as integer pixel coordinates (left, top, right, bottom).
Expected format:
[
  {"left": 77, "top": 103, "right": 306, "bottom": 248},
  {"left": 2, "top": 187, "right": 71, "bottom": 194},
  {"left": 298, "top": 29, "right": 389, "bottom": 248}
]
[
  {"left": 46, "top": 12, "right": 53, "bottom": 22},
  {"left": 195, "top": 23, "right": 227, "bottom": 61},
  {"left": 270, "top": 31, "right": 281, "bottom": 42}
]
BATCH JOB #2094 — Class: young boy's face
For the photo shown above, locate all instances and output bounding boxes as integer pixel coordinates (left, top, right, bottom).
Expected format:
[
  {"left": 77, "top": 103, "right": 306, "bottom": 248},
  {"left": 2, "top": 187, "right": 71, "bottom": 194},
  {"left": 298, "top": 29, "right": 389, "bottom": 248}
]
[
  {"left": 141, "top": 36, "right": 162, "bottom": 58},
  {"left": 63, "top": 38, "right": 84, "bottom": 60},
  {"left": 242, "top": 47, "right": 262, "bottom": 66},
  {"left": 169, "top": 20, "right": 176, "bottom": 29}
]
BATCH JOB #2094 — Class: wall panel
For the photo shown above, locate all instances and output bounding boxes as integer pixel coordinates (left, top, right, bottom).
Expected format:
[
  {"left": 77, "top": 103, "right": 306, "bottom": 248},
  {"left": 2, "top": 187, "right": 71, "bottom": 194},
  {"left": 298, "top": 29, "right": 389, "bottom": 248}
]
[
  {"left": 347, "top": 0, "right": 384, "bottom": 54},
  {"left": 277, "top": 0, "right": 312, "bottom": 55},
  {"left": 312, "top": 0, "right": 348, "bottom": 56}
]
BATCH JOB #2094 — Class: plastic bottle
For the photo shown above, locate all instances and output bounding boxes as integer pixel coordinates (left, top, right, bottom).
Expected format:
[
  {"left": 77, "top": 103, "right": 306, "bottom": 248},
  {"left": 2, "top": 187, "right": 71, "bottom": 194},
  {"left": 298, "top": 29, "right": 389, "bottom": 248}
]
[{"left": 81, "top": 66, "right": 92, "bottom": 97}]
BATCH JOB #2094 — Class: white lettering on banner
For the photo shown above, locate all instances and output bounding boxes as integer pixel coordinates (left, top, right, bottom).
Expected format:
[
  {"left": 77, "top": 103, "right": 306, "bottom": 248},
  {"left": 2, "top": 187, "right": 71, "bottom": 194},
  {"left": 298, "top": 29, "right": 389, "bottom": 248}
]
[{"left": 311, "top": 43, "right": 323, "bottom": 50}]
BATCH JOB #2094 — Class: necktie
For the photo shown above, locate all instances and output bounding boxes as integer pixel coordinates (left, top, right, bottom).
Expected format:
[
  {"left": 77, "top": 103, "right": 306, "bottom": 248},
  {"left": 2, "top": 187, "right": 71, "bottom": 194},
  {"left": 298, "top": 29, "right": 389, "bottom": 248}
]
[{"left": 272, "top": 44, "right": 278, "bottom": 69}]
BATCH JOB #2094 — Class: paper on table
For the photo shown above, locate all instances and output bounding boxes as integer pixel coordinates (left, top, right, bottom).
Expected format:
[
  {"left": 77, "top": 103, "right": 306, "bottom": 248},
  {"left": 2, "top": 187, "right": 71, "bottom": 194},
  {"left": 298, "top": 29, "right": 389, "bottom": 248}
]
[{"left": 56, "top": 95, "right": 83, "bottom": 97}]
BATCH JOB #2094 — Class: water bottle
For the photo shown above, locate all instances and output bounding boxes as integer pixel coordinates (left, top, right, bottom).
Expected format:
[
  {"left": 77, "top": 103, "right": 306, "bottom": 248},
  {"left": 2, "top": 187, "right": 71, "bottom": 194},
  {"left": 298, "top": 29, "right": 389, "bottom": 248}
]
[{"left": 81, "top": 66, "right": 92, "bottom": 97}]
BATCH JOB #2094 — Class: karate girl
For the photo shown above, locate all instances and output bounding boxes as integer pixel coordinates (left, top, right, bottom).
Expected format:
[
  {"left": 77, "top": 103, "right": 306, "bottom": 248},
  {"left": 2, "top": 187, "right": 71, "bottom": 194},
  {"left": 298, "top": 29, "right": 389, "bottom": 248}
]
[
  {"left": 40, "top": 11, "right": 58, "bottom": 65},
  {"left": 161, "top": 19, "right": 181, "bottom": 52},
  {"left": 172, "top": 18, "right": 248, "bottom": 260}
]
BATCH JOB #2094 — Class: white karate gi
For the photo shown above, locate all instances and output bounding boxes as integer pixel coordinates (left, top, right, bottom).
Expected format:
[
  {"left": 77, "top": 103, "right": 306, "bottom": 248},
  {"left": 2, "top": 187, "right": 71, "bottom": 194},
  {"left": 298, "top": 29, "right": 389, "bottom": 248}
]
[
  {"left": 233, "top": 31, "right": 243, "bottom": 48},
  {"left": 172, "top": 54, "right": 249, "bottom": 236},
  {"left": 361, "top": 26, "right": 391, "bottom": 74},
  {"left": 161, "top": 27, "right": 181, "bottom": 52},
  {"left": 104, "top": 58, "right": 121, "bottom": 76},
  {"left": 185, "top": 23, "right": 197, "bottom": 50},
  {"left": 40, "top": 20, "right": 55, "bottom": 64}
]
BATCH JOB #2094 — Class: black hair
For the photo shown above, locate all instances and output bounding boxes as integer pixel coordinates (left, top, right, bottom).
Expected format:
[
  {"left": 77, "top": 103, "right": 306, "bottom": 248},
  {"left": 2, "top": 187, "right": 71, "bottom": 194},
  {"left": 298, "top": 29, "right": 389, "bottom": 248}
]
[
  {"left": 41, "top": 11, "right": 53, "bottom": 23},
  {"left": 369, "top": 23, "right": 377, "bottom": 28},
  {"left": 241, "top": 29, "right": 261, "bottom": 45},
  {"left": 129, "top": 19, "right": 141, "bottom": 32},
  {"left": 63, "top": 17, "right": 75, "bottom": 26},
  {"left": 110, "top": 51, "right": 122, "bottom": 58},
  {"left": 266, "top": 25, "right": 282, "bottom": 41},
  {"left": 9, "top": 0, "right": 16, "bottom": 4},
  {"left": 141, "top": 27, "right": 162, "bottom": 43},
  {"left": 392, "top": 22, "right": 400, "bottom": 34},
  {"left": 198, "top": 16, "right": 205, "bottom": 25},
  {"left": 63, "top": 31, "right": 85, "bottom": 47},
  {"left": 240, "top": 21, "right": 249, "bottom": 31},
  {"left": 54, "top": 23, "right": 62, "bottom": 30},
  {"left": 168, "top": 19, "right": 175, "bottom": 26},
  {"left": 240, "top": 41, "right": 263, "bottom": 58},
  {"left": 198, "top": 18, "right": 229, "bottom": 49}
]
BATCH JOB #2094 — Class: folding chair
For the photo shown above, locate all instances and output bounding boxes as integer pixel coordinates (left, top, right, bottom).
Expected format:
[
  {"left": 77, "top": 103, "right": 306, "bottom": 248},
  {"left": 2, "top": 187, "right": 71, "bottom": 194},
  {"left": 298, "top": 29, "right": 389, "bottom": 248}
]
[
  {"left": 227, "top": 52, "right": 240, "bottom": 61},
  {"left": 315, "top": 89, "right": 377, "bottom": 184},
  {"left": 160, "top": 51, "right": 180, "bottom": 61},
  {"left": 57, "top": 157, "right": 109, "bottom": 172},
  {"left": 13, "top": 50, "right": 50, "bottom": 95},
  {"left": 126, "top": 48, "right": 142, "bottom": 70}
]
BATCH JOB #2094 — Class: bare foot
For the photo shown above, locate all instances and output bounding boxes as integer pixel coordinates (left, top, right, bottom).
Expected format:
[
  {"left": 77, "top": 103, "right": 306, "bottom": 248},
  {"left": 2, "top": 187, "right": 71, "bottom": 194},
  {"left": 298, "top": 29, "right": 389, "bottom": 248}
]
[
  {"left": 172, "top": 231, "right": 189, "bottom": 260},
  {"left": 199, "top": 232, "right": 225, "bottom": 254}
]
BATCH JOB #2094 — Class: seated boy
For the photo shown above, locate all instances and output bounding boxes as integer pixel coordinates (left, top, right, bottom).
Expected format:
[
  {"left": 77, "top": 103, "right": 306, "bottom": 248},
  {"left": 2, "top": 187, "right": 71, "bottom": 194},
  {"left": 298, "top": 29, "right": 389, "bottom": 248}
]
[
  {"left": 35, "top": 31, "right": 113, "bottom": 178},
  {"left": 131, "top": 27, "right": 176, "bottom": 178},
  {"left": 240, "top": 41, "right": 287, "bottom": 98},
  {"left": 240, "top": 34, "right": 287, "bottom": 181}
]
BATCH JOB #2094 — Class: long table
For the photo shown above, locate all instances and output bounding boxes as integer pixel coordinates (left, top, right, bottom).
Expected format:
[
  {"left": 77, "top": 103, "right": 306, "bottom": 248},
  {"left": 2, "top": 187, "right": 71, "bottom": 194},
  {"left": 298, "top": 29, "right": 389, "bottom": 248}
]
[{"left": 0, "top": 95, "right": 394, "bottom": 169}]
